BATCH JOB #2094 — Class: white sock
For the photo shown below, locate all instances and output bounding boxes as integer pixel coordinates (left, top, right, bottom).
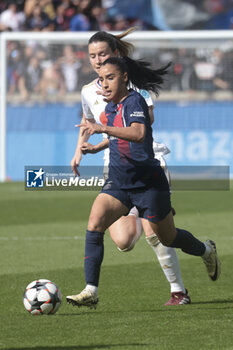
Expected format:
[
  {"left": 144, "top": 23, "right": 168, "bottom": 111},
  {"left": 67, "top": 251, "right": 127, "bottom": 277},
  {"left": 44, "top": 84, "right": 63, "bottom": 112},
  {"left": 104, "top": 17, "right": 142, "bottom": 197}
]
[
  {"left": 146, "top": 234, "right": 186, "bottom": 294},
  {"left": 202, "top": 242, "right": 212, "bottom": 259},
  {"left": 128, "top": 207, "right": 143, "bottom": 243},
  {"left": 86, "top": 284, "right": 98, "bottom": 296}
]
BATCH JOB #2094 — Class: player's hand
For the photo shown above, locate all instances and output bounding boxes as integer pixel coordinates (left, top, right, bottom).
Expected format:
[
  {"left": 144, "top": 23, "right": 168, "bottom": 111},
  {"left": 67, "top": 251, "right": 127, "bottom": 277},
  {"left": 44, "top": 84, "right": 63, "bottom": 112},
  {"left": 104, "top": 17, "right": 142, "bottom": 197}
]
[
  {"left": 96, "top": 89, "right": 109, "bottom": 102},
  {"left": 96, "top": 89, "right": 108, "bottom": 96},
  {"left": 81, "top": 142, "right": 96, "bottom": 154},
  {"left": 76, "top": 120, "right": 104, "bottom": 136},
  {"left": 71, "top": 155, "right": 81, "bottom": 177}
]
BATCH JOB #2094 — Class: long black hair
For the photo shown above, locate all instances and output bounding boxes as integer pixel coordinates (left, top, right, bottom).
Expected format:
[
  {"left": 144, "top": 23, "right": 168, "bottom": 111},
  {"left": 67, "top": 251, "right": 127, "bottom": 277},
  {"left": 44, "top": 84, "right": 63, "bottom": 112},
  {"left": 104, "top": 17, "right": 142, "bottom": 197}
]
[{"left": 101, "top": 56, "right": 171, "bottom": 97}]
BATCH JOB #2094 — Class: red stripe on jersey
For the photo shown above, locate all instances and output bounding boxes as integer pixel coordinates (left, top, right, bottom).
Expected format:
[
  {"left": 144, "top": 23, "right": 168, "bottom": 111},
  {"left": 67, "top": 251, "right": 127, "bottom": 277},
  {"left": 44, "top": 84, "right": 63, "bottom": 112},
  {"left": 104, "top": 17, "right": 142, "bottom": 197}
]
[
  {"left": 113, "top": 104, "right": 130, "bottom": 160},
  {"left": 99, "top": 111, "right": 108, "bottom": 125}
]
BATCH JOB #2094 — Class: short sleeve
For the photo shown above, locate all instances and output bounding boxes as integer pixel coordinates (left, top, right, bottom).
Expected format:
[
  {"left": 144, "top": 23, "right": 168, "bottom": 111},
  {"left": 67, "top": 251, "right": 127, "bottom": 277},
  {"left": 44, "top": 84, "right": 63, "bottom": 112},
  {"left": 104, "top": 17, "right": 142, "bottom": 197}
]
[
  {"left": 81, "top": 90, "right": 93, "bottom": 120},
  {"left": 126, "top": 97, "right": 147, "bottom": 126},
  {"left": 139, "top": 89, "right": 153, "bottom": 107}
]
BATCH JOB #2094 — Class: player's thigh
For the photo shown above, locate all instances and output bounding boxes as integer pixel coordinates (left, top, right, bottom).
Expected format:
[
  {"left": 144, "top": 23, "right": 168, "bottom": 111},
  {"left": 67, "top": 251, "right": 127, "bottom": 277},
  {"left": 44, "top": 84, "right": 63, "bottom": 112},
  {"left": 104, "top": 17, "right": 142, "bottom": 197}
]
[
  {"left": 109, "top": 215, "right": 137, "bottom": 246},
  {"left": 147, "top": 211, "right": 177, "bottom": 246},
  {"left": 88, "top": 193, "right": 129, "bottom": 232}
]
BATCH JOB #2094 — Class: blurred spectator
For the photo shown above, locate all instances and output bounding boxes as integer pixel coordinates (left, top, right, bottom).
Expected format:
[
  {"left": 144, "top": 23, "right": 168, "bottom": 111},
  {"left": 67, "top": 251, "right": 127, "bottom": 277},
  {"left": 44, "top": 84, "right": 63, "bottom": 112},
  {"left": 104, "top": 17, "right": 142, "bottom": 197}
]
[
  {"left": 89, "top": 4, "right": 108, "bottom": 30},
  {"left": 69, "top": 0, "right": 92, "bottom": 31},
  {"left": 54, "top": 4, "right": 75, "bottom": 31},
  {"left": 25, "top": 56, "right": 42, "bottom": 94},
  {"left": 40, "top": 60, "right": 65, "bottom": 100},
  {"left": 191, "top": 58, "right": 216, "bottom": 92},
  {"left": 203, "top": 0, "right": 233, "bottom": 29},
  {"left": 26, "top": 4, "right": 52, "bottom": 31},
  {"left": 24, "top": 0, "right": 57, "bottom": 21},
  {"left": 40, "top": 0, "right": 56, "bottom": 20},
  {"left": 23, "top": 44, "right": 34, "bottom": 63},
  {"left": 77, "top": 0, "right": 107, "bottom": 30},
  {"left": 101, "top": 0, "right": 117, "bottom": 10},
  {"left": 213, "top": 49, "right": 233, "bottom": 91},
  {"left": 170, "top": 48, "right": 195, "bottom": 91},
  {"left": 35, "top": 46, "right": 51, "bottom": 69},
  {"left": 7, "top": 48, "right": 28, "bottom": 100},
  {"left": 54, "top": 0, "right": 76, "bottom": 31},
  {"left": 155, "top": 0, "right": 210, "bottom": 29},
  {"left": 111, "top": 14, "right": 130, "bottom": 31},
  {"left": 0, "top": 3, "right": 25, "bottom": 31},
  {"left": 204, "top": 0, "right": 224, "bottom": 13},
  {"left": 24, "top": 0, "right": 38, "bottom": 17},
  {"left": 75, "top": 46, "right": 97, "bottom": 85},
  {"left": 0, "top": 1, "right": 8, "bottom": 15},
  {"left": 58, "top": 45, "right": 81, "bottom": 93},
  {"left": 69, "top": 12, "right": 90, "bottom": 31}
]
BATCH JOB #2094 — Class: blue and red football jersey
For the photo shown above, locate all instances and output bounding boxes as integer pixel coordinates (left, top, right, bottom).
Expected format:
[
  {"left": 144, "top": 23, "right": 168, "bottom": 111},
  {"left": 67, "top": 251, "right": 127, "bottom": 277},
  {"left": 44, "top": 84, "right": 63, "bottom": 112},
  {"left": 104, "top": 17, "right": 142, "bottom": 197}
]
[{"left": 106, "top": 89, "right": 160, "bottom": 189}]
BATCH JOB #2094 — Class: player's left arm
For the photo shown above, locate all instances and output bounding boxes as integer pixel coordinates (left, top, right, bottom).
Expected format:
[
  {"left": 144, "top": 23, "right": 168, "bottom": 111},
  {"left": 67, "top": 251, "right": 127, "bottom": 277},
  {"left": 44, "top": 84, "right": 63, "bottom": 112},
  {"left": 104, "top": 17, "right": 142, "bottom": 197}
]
[
  {"left": 81, "top": 138, "right": 110, "bottom": 154},
  {"left": 139, "top": 89, "right": 154, "bottom": 125},
  {"left": 148, "top": 105, "right": 154, "bottom": 125},
  {"left": 77, "top": 120, "right": 145, "bottom": 143},
  {"left": 104, "top": 122, "right": 145, "bottom": 143}
]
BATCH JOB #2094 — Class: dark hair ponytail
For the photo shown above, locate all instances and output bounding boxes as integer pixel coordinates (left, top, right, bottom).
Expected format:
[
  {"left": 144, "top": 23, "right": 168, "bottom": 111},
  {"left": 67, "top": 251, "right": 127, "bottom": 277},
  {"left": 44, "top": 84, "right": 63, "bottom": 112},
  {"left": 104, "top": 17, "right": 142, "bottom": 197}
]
[
  {"left": 102, "top": 56, "right": 171, "bottom": 97},
  {"left": 123, "top": 57, "right": 171, "bottom": 96},
  {"left": 88, "top": 27, "right": 136, "bottom": 56}
]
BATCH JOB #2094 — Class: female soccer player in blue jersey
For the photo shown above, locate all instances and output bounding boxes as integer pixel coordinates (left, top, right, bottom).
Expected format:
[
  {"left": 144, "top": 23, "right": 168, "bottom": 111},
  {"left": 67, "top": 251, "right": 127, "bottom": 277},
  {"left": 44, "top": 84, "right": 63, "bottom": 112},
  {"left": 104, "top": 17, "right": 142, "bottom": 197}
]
[
  {"left": 66, "top": 56, "right": 221, "bottom": 309},
  {"left": 71, "top": 28, "right": 192, "bottom": 306}
]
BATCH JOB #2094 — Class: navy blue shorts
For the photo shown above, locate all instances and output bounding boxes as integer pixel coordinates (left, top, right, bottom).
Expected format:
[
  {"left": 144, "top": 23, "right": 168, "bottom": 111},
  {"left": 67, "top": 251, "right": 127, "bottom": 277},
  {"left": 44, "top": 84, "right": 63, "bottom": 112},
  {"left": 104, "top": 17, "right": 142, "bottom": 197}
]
[{"left": 101, "top": 180, "right": 171, "bottom": 223}]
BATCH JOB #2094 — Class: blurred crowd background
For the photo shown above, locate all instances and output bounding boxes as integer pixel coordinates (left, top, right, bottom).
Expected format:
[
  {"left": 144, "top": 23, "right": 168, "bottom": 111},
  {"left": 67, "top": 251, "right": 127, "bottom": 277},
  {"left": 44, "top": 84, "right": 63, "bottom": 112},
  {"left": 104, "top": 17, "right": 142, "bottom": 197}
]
[
  {"left": 1, "top": 0, "right": 233, "bottom": 32},
  {"left": 5, "top": 40, "right": 233, "bottom": 102},
  {"left": 1, "top": 0, "right": 233, "bottom": 102}
]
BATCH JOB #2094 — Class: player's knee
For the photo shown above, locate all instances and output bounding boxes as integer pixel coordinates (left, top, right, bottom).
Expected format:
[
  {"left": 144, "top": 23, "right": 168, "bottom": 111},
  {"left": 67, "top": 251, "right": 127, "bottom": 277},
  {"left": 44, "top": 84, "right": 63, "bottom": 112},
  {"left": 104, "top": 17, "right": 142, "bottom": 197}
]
[
  {"left": 117, "top": 240, "right": 135, "bottom": 252},
  {"left": 87, "top": 214, "right": 103, "bottom": 232},
  {"left": 115, "top": 239, "right": 133, "bottom": 251},
  {"left": 117, "top": 245, "right": 134, "bottom": 252},
  {"left": 114, "top": 234, "right": 135, "bottom": 251}
]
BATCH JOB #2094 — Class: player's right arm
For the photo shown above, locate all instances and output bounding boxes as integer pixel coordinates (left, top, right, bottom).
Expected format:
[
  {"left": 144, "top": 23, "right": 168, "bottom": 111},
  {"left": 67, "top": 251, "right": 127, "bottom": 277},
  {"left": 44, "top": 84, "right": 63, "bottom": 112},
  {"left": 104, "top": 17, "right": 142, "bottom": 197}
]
[
  {"left": 71, "top": 86, "right": 96, "bottom": 176},
  {"left": 71, "top": 114, "right": 95, "bottom": 176}
]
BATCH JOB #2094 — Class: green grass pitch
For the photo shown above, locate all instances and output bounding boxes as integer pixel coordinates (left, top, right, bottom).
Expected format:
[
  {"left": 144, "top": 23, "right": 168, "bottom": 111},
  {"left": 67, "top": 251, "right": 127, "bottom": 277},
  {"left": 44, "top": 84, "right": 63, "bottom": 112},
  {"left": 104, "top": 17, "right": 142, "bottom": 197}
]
[{"left": 0, "top": 182, "right": 233, "bottom": 350}]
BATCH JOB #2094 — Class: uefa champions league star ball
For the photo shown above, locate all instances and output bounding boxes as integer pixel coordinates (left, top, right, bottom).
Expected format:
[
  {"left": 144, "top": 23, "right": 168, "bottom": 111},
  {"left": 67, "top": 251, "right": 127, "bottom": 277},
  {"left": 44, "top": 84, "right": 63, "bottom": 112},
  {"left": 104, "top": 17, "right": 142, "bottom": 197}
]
[{"left": 23, "top": 279, "right": 62, "bottom": 315}]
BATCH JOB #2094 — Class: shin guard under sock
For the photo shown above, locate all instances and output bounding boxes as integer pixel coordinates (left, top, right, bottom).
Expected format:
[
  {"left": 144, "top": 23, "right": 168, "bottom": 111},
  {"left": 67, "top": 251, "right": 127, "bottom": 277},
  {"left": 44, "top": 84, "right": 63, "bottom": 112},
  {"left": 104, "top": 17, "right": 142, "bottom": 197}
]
[{"left": 84, "top": 230, "right": 104, "bottom": 287}]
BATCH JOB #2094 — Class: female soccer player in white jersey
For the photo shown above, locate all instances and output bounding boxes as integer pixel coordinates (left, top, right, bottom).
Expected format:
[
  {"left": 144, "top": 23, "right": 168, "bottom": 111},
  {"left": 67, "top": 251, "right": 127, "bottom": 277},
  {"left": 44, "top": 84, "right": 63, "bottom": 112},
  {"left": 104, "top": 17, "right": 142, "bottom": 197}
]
[
  {"left": 66, "top": 56, "right": 220, "bottom": 309},
  {"left": 71, "top": 28, "right": 190, "bottom": 305}
]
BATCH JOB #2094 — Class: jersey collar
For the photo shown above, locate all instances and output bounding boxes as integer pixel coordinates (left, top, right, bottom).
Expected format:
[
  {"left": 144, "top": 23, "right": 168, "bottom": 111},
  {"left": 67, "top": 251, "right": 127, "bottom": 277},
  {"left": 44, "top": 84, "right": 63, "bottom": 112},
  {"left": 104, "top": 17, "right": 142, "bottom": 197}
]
[{"left": 95, "top": 78, "right": 102, "bottom": 90}]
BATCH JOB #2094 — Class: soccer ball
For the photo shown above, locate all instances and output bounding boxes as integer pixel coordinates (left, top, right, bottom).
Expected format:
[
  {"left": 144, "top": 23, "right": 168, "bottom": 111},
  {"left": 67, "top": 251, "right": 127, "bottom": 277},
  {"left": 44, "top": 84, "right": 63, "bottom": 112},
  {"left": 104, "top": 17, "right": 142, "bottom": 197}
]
[{"left": 23, "top": 279, "right": 62, "bottom": 315}]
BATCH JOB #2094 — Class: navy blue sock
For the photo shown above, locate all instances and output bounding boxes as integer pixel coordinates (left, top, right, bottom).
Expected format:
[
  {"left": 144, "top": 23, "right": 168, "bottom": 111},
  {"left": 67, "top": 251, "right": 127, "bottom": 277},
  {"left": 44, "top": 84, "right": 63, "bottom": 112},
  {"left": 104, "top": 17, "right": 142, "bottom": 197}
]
[
  {"left": 171, "top": 228, "right": 205, "bottom": 256},
  {"left": 84, "top": 230, "right": 104, "bottom": 287}
]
